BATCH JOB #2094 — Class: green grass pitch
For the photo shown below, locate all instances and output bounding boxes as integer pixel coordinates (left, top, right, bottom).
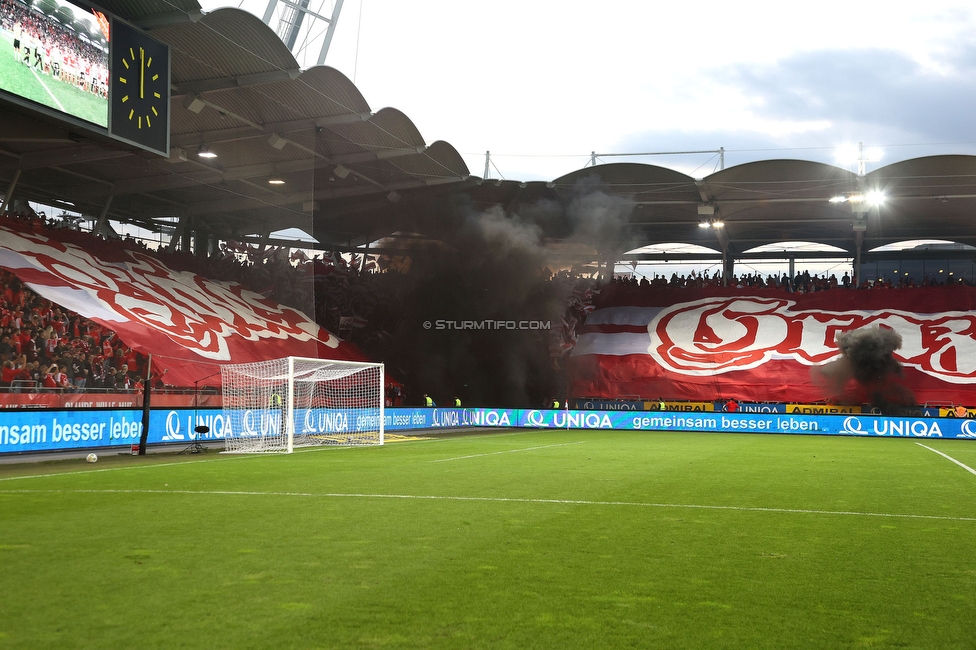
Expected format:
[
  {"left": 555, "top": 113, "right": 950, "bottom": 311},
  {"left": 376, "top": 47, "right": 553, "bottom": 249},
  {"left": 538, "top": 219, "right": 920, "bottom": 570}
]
[{"left": 2, "top": 429, "right": 975, "bottom": 648}]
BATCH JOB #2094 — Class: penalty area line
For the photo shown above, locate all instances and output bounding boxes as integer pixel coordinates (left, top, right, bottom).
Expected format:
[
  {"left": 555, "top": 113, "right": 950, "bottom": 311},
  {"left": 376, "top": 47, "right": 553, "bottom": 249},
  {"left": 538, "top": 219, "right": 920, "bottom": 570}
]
[
  {"left": 2, "top": 488, "right": 975, "bottom": 523},
  {"left": 916, "top": 443, "right": 976, "bottom": 476}
]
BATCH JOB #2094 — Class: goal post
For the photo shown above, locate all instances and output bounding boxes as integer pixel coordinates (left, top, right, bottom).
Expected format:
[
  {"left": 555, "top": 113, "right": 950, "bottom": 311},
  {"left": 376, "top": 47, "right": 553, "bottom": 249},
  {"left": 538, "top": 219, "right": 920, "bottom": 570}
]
[{"left": 220, "top": 356, "right": 384, "bottom": 453}]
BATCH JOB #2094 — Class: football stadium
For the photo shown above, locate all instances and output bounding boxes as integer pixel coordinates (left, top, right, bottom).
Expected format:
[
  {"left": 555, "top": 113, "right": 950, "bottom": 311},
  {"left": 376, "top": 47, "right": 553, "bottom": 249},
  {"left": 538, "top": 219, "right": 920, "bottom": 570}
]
[{"left": 1, "top": 0, "right": 976, "bottom": 647}]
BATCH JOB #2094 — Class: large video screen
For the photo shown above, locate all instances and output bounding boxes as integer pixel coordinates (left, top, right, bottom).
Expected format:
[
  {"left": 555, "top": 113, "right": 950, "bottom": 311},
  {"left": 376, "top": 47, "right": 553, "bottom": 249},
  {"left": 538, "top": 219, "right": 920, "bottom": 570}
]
[{"left": 0, "top": 0, "right": 109, "bottom": 128}]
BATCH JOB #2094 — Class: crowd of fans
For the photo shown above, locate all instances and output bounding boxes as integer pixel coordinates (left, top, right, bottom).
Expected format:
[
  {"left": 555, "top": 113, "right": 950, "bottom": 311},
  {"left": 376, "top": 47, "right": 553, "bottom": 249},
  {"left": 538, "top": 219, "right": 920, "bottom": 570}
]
[
  {"left": 2, "top": 204, "right": 973, "bottom": 398},
  {"left": 613, "top": 268, "right": 972, "bottom": 292},
  {"left": 0, "top": 269, "right": 148, "bottom": 393}
]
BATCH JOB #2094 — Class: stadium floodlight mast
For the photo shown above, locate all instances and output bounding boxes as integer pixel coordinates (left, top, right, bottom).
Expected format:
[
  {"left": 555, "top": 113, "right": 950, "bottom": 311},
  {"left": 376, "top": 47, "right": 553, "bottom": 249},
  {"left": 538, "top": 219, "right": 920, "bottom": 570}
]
[
  {"left": 221, "top": 356, "right": 384, "bottom": 453},
  {"left": 262, "top": 0, "right": 344, "bottom": 67},
  {"left": 835, "top": 141, "right": 883, "bottom": 176}
]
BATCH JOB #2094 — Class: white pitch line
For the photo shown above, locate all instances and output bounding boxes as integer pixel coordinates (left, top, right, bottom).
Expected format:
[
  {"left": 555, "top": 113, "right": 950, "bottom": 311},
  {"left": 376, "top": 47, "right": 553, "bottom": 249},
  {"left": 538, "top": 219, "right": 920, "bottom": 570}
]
[
  {"left": 30, "top": 67, "right": 65, "bottom": 112},
  {"left": 0, "top": 432, "right": 535, "bottom": 480},
  {"left": 917, "top": 443, "right": 976, "bottom": 476},
  {"left": 0, "top": 453, "right": 256, "bottom": 482},
  {"left": 432, "top": 441, "right": 584, "bottom": 462},
  {"left": 2, "top": 488, "right": 975, "bottom": 523}
]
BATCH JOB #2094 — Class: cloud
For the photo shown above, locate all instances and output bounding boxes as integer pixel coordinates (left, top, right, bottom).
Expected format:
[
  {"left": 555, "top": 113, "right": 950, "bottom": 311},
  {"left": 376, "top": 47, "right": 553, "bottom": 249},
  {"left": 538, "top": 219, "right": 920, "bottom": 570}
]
[
  {"left": 614, "top": 40, "right": 976, "bottom": 173},
  {"left": 726, "top": 44, "right": 976, "bottom": 141}
]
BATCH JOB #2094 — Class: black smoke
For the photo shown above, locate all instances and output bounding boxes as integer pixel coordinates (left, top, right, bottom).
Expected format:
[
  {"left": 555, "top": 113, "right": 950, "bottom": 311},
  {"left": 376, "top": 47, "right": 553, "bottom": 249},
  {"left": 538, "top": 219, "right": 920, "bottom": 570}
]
[
  {"left": 813, "top": 326, "right": 917, "bottom": 414},
  {"left": 351, "top": 180, "right": 635, "bottom": 408}
]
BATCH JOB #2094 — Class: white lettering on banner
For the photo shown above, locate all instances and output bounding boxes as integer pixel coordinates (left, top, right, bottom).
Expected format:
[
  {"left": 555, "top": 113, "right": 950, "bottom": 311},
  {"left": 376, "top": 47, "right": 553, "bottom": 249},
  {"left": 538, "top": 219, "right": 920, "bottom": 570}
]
[
  {"left": 632, "top": 416, "right": 719, "bottom": 430},
  {"left": 842, "top": 416, "right": 943, "bottom": 437},
  {"left": 109, "top": 417, "right": 142, "bottom": 440},
  {"left": 526, "top": 410, "right": 548, "bottom": 427},
  {"left": 302, "top": 409, "right": 349, "bottom": 433},
  {"left": 238, "top": 410, "right": 282, "bottom": 438},
  {"left": 164, "top": 412, "right": 228, "bottom": 441},
  {"left": 551, "top": 412, "right": 614, "bottom": 429},
  {"left": 960, "top": 420, "right": 976, "bottom": 438},
  {"left": 739, "top": 405, "right": 780, "bottom": 413},
  {"left": 52, "top": 419, "right": 108, "bottom": 442},
  {"left": 163, "top": 411, "right": 185, "bottom": 441},
  {"left": 383, "top": 413, "right": 412, "bottom": 427},
  {"left": 468, "top": 411, "right": 512, "bottom": 427},
  {"left": 648, "top": 296, "right": 976, "bottom": 383},
  {"left": 581, "top": 401, "right": 639, "bottom": 411},
  {"left": 0, "top": 423, "right": 48, "bottom": 445},
  {"left": 0, "top": 225, "right": 338, "bottom": 364},
  {"left": 432, "top": 409, "right": 470, "bottom": 428}
]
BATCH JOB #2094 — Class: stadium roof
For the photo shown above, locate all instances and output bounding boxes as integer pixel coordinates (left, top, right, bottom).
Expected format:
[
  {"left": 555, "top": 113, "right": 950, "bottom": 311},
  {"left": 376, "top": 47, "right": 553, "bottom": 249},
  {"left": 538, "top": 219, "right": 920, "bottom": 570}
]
[
  {"left": 2, "top": 0, "right": 976, "bottom": 263},
  {"left": 550, "top": 156, "right": 976, "bottom": 261},
  {"left": 0, "top": 1, "right": 470, "bottom": 247}
]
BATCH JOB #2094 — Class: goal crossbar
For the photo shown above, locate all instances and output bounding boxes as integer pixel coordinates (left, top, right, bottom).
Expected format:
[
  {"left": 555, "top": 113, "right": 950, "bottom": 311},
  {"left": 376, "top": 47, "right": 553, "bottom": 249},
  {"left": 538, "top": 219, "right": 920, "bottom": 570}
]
[{"left": 220, "top": 356, "right": 384, "bottom": 453}]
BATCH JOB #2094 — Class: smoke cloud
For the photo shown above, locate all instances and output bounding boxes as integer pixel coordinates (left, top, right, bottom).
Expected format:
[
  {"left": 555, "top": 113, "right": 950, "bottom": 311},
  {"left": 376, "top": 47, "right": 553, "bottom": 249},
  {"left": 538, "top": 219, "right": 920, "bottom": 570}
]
[
  {"left": 353, "top": 180, "right": 636, "bottom": 408},
  {"left": 813, "top": 326, "right": 917, "bottom": 414}
]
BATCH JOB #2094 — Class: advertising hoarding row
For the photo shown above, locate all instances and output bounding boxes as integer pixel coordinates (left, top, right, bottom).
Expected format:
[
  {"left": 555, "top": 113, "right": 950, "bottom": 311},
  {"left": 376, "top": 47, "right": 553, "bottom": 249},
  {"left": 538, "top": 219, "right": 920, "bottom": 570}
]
[{"left": 2, "top": 407, "right": 975, "bottom": 454}]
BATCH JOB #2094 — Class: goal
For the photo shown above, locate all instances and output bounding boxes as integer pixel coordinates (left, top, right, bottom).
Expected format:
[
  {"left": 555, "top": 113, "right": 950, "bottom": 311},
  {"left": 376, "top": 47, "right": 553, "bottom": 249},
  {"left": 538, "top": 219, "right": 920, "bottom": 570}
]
[{"left": 220, "top": 357, "right": 384, "bottom": 453}]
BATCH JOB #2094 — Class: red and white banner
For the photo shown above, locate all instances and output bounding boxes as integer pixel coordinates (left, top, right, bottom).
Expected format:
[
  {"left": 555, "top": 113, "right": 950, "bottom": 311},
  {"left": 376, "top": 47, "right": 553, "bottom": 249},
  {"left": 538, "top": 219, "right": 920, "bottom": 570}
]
[
  {"left": 568, "top": 284, "right": 976, "bottom": 405},
  {"left": 0, "top": 222, "right": 365, "bottom": 387}
]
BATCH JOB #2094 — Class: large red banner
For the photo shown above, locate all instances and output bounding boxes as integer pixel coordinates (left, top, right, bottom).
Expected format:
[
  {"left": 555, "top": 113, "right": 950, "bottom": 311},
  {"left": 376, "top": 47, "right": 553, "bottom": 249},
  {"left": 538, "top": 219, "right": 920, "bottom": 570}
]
[
  {"left": 568, "top": 284, "right": 976, "bottom": 406},
  {"left": 0, "top": 222, "right": 364, "bottom": 387}
]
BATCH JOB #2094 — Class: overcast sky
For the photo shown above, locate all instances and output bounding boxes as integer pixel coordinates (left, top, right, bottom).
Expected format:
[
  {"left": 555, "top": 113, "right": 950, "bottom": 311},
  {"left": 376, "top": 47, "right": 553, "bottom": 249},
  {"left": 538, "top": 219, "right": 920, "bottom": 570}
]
[{"left": 199, "top": 0, "right": 976, "bottom": 181}]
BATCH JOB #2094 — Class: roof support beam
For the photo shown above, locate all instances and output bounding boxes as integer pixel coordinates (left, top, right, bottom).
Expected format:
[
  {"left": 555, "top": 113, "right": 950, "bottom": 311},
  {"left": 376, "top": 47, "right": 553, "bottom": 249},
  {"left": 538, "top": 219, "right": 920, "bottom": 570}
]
[
  {"left": 1, "top": 168, "right": 20, "bottom": 213},
  {"left": 108, "top": 169, "right": 225, "bottom": 196},
  {"left": 18, "top": 145, "right": 131, "bottom": 170},
  {"left": 173, "top": 68, "right": 301, "bottom": 96},
  {"left": 134, "top": 10, "right": 203, "bottom": 30},
  {"left": 169, "top": 112, "right": 371, "bottom": 148}
]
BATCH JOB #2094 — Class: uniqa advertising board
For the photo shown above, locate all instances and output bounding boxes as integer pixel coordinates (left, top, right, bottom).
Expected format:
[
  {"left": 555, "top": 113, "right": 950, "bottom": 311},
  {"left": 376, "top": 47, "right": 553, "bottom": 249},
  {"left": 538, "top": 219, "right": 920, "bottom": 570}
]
[{"left": 1, "top": 408, "right": 975, "bottom": 454}]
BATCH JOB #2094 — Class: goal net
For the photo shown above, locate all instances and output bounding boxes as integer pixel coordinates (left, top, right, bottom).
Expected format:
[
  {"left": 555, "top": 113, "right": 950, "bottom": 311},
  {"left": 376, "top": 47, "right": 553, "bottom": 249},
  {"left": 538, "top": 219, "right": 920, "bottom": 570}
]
[{"left": 220, "top": 357, "right": 384, "bottom": 453}]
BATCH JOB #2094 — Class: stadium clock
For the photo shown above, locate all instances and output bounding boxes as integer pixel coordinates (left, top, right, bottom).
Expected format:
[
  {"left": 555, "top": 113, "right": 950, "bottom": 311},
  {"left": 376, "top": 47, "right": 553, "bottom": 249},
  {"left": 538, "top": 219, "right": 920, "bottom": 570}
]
[{"left": 109, "top": 19, "right": 170, "bottom": 156}]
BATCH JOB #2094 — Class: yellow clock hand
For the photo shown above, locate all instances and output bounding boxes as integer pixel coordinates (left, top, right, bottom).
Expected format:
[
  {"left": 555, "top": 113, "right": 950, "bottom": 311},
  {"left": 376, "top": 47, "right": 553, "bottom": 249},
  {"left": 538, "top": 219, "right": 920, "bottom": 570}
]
[{"left": 139, "top": 47, "right": 144, "bottom": 99}]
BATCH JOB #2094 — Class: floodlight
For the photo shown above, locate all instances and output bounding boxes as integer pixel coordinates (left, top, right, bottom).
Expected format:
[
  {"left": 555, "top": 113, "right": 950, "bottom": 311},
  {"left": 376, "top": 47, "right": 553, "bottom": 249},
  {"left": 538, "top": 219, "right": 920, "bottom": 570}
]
[
  {"left": 835, "top": 143, "right": 860, "bottom": 164},
  {"left": 333, "top": 164, "right": 350, "bottom": 179},
  {"left": 829, "top": 195, "right": 848, "bottom": 203},
  {"left": 698, "top": 220, "right": 711, "bottom": 229},
  {"left": 865, "top": 190, "right": 885, "bottom": 206},
  {"left": 197, "top": 145, "right": 217, "bottom": 159},
  {"left": 184, "top": 94, "right": 206, "bottom": 114},
  {"left": 268, "top": 174, "right": 285, "bottom": 185},
  {"left": 268, "top": 133, "right": 288, "bottom": 150}
]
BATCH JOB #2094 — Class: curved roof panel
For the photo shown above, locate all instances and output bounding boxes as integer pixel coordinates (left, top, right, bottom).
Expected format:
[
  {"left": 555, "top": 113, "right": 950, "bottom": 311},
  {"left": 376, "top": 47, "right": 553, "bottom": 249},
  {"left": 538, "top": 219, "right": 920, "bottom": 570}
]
[
  {"left": 97, "top": 0, "right": 203, "bottom": 23},
  {"left": 153, "top": 9, "right": 299, "bottom": 86},
  {"left": 3, "top": 0, "right": 975, "bottom": 263},
  {"left": 554, "top": 163, "right": 700, "bottom": 203},
  {"left": 700, "top": 159, "right": 855, "bottom": 203}
]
